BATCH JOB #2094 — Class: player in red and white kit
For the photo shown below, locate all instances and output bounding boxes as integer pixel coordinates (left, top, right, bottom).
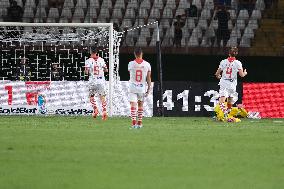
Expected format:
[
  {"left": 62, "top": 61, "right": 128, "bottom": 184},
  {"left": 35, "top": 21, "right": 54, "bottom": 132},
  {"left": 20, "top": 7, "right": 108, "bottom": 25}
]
[
  {"left": 215, "top": 47, "right": 248, "bottom": 117},
  {"left": 128, "top": 48, "right": 151, "bottom": 128},
  {"left": 85, "top": 47, "right": 108, "bottom": 120}
]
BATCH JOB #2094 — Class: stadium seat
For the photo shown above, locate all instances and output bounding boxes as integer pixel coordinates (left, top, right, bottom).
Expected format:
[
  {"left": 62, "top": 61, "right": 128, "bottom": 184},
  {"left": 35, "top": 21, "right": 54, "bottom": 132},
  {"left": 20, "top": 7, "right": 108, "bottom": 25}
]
[
  {"left": 250, "top": 10, "right": 262, "bottom": 20},
  {"left": 35, "top": 7, "right": 47, "bottom": 18},
  {"left": 23, "top": 7, "right": 34, "bottom": 19},
  {"left": 46, "top": 17, "right": 56, "bottom": 23},
  {"left": 73, "top": 7, "right": 85, "bottom": 19},
  {"left": 48, "top": 8, "right": 60, "bottom": 19},
  {"left": 76, "top": 0, "right": 87, "bottom": 8},
  {"left": 239, "top": 36, "right": 251, "bottom": 47},
  {"left": 133, "top": 18, "right": 145, "bottom": 27},
  {"left": 138, "top": 8, "right": 149, "bottom": 18},
  {"left": 209, "top": 19, "right": 218, "bottom": 30},
  {"left": 205, "top": 26, "right": 215, "bottom": 38},
  {"left": 24, "top": 0, "right": 36, "bottom": 8},
  {"left": 177, "top": 0, "right": 190, "bottom": 9},
  {"left": 247, "top": 19, "right": 258, "bottom": 30},
  {"left": 34, "top": 18, "right": 44, "bottom": 23},
  {"left": 112, "top": 8, "right": 123, "bottom": 19},
  {"left": 85, "top": 9, "right": 98, "bottom": 20},
  {"left": 15, "top": 0, "right": 23, "bottom": 7},
  {"left": 149, "top": 35, "right": 157, "bottom": 47},
  {"left": 238, "top": 9, "right": 249, "bottom": 20},
  {"left": 0, "top": 0, "right": 9, "bottom": 8},
  {"left": 175, "top": 8, "right": 186, "bottom": 17},
  {"left": 98, "top": 9, "right": 110, "bottom": 19},
  {"left": 230, "top": 27, "right": 242, "bottom": 39},
  {"left": 59, "top": 17, "right": 69, "bottom": 23},
  {"left": 89, "top": 0, "right": 100, "bottom": 9},
  {"left": 200, "top": 36, "right": 212, "bottom": 47},
  {"left": 72, "top": 17, "right": 83, "bottom": 23},
  {"left": 101, "top": 0, "right": 113, "bottom": 8},
  {"left": 204, "top": 0, "right": 214, "bottom": 10},
  {"left": 228, "top": 9, "right": 237, "bottom": 20},
  {"left": 228, "top": 19, "right": 233, "bottom": 30},
  {"left": 125, "top": 8, "right": 136, "bottom": 18},
  {"left": 61, "top": 8, "right": 73, "bottom": 19},
  {"left": 121, "top": 19, "right": 133, "bottom": 29},
  {"left": 127, "top": 0, "right": 139, "bottom": 9},
  {"left": 192, "top": 26, "right": 202, "bottom": 39},
  {"left": 186, "top": 18, "right": 196, "bottom": 30},
  {"left": 161, "top": 37, "right": 173, "bottom": 47},
  {"left": 136, "top": 36, "right": 148, "bottom": 47},
  {"left": 197, "top": 19, "right": 208, "bottom": 30},
  {"left": 149, "top": 8, "right": 160, "bottom": 19},
  {"left": 63, "top": 0, "right": 74, "bottom": 8},
  {"left": 188, "top": 34, "right": 199, "bottom": 47},
  {"left": 182, "top": 27, "right": 190, "bottom": 39},
  {"left": 230, "top": 0, "right": 238, "bottom": 11},
  {"left": 164, "top": 0, "right": 176, "bottom": 9},
  {"left": 0, "top": 8, "right": 7, "bottom": 18},
  {"left": 243, "top": 27, "right": 255, "bottom": 38},
  {"left": 226, "top": 36, "right": 238, "bottom": 47},
  {"left": 160, "top": 19, "right": 171, "bottom": 29},
  {"left": 236, "top": 19, "right": 246, "bottom": 30},
  {"left": 140, "top": 27, "right": 151, "bottom": 38},
  {"left": 162, "top": 8, "right": 173, "bottom": 19},
  {"left": 153, "top": 0, "right": 164, "bottom": 9},
  {"left": 127, "top": 29, "right": 139, "bottom": 38},
  {"left": 123, "top": 36, "right": 135, "bottom": 46},
  {"left": 146, "top": 18, "right": 157, "bottom": 28},
  {"left": 96, "top": 18, "right": 107, "bottom": 23},
  {"left": 37, "top": 0, "right": 48, "bottom": 7},
  {"left": 140, "top": 0, "right": 152, "bottom": 9},
  {"left": 114, "top": 0, "right": 125, "bottom": 9},
  {"left": 255, "top": 0, "right": 265, "bottom": 10},
  {"left": 200, "top": 9, "right": 212, "bottom": 20},
  {"left": 164, "top": 26, "right": 175, "bottom": 38}
]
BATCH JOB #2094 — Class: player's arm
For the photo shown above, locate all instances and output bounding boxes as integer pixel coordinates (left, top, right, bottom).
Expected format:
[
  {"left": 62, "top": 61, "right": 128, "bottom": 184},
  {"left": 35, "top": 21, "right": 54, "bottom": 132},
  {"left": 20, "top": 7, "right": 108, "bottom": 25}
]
[
  {"left": 145, "top": 71, "right": 151, "bottom": 96},
  {"left": 215, "top": 68, "right": 222, "bottom": 79},
  {"left": 238, "top": 68, "right": 247, "bottom": 77},
  {"left": 103, "top": 64, "right": 108, "bottom": 72},
  {"left": 84, "top": 66, "right": 90, "bottom": 75}
]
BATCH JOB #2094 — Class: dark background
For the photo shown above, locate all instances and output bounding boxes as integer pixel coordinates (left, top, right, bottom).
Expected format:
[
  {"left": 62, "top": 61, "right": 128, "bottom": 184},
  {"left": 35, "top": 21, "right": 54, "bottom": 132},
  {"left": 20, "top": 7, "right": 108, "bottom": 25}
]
[{"left": 119, "top": 53, "right": 284, "bottom": 82}]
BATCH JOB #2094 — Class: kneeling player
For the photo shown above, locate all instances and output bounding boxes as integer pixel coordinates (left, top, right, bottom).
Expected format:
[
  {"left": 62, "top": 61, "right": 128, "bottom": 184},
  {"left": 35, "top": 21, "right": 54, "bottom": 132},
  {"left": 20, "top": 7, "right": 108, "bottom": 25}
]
[
  {"left": 85, "top": 47, "right": 108, "bottom": 120},
  {"left": 128, "top": 47, "right": 151, "bottom": 128}
]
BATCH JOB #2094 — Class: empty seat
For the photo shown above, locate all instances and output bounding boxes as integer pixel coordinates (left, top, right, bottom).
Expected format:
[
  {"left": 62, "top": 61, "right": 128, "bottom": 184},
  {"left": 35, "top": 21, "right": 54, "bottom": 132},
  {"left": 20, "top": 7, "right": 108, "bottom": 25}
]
[
  {"left": 226, "top": 36, "right": 238, "bottom": 47},
  {"left": 164, "top": 26, "right": 174, "bottom": 38},
  {"left": 127, "top": 0, "right": 139, "bottom": 9},
  {"left": 251, "top": 10, "right": 262, "bottom": 20},
  {"left": 76, "top": 0, "right": 87, "bottom": 8},
  {"left": 177, "top": 0, "right": 190, "bottom": 9},
  {"left": 136, "top": 35, "right": 148, "bottom": 47},
  {"left": 46, "top": 17, "right": 56, "bottom": 23},
  {"left": 153, "top": 0, "right": 164, "bottom": 9},
  {"left": 59, "top": 17, "right": 69, "bottom": 23},
  {"left": 228, "top": 19, "right": 233, "bottom": 30},
  {"left": 236, "top": 19, "right": 246, "bottom": 30},
  {"left": 161, "top": 37, "right": 173, "bottom": 47},
  {"left": 162, "top": 8, "right": 173, "bottom": 18},
  {"left": 125, "top": 8, "right": 136, "bottom": 18},
  {"left": 238, "top": 9, "right": 249, "bottom": 20},
  {"left": 186, "top": 18, "right": 196, "bottom": 30},
  {"left": 205, "top": 26, "right": 215, "bottom": 38},
  {"left": 35, "top": 7, "right": 47, "bottom": 18},
  {"left": 239, "top": 36, "right": 251, "bottom": 47},
  {"left": 133, "top": 18, "right": 145, "bottom": 27},
  {"left": 85, "top": 9, "right": 98, "bottom": 19},
  {"left": 192, "top": 0, "right": 202, "bottom": 10},
  {"left": 200, "top": 9, "right": 211, "bottom": 20},
  {"left": 200, "top": 36, "right": 212, "bottom": 47},
  {"left": 243, "top": 27, "right": 254, "bottom": 38},
  {"left": 160, "top": 19, "right": 171, "bottom": 29},
  {"left": 230, "top": 27, "right": 241, "bottom": 39},
  {"left": 112, "top": 8, "right": 123, "bottom": 19},
  {"left": 98, "top": 9, "right": 110, "bottom": 19},
  {"left": 255, "top": 0, "right": 265, "bottom": 10},
  {"left": 121, "top": 19, "right": 133, "bottom": 28},
  {"left": 37, "top": 0, "right": 48, "bottom": 7},
  {"left": 138, "top": 8, "right": 148, "bottom": 18},
  {"left": 182, "top": 27, "right": 190, "bottom": 39},
  {"left": 247, "top": 19, "right": 258, "bottom": 30},
  {"left": 140, "top": 28, "right": 151, "bottom": 37},
  {"left": 175, "top": 8, "right": 185, "bottom": 17},
  {"left": 209, "top": 19, "right": 218, "bottom": 29},
  {"left": 197, "top": 19, "right": 208, "bottom": 30},
  {"left": 114, "top": 0, "right": 125, "bottom": 9},
  {"left": 15, "top": 0, "right": 23, "bottom": 7},
  {"left": 61, "top": 8, "right": 72, "bottom": 19},
  {"left": 96, "top": 18, "right": 107, "bottom": 23},
  {"left": 89, "top": 0, "right": 100, "bottom": 9},
  {"left": 48, "top": 8, "right": 60, "bottom": 18},
  {"left": 140, "top": 0, "right": 151, "bottom": 9},
  {"left": 164, "top": 0, "right": 176, "bottom": 9},
  {"left": 72, "top": 17, "right": 83, "bottom": 23},
  {"left": 23, "top": 7, "right": 34, "bottom": 19},
  {"left": 127, "top": 29, "right": 139, "bottom": 37},
  {"left": 149, "top": 35, "right": 157, "bottom": 47},
  {"left": 188, "top": 34, "right": 199, "bottom": 47},
  {"left": 25, "top": 0, "right": 36, "bottom": 8},
  {"left": 192, "top": 27, "right": 202, "bottom": 39},
  {"left": 101, "top": 0, "right": 112, "bottom": 8},
  {"left": 146, "top": 18, "right": 157, "bottom": 28},
  {"left": 73, "top": 7, "right": 85, "bottom": 18},
  {"left": 149, "top": 8, "right": 160, "bottom": 18},
  {"left": 63, "top": 0, "right": 74, "bottom": 8}
]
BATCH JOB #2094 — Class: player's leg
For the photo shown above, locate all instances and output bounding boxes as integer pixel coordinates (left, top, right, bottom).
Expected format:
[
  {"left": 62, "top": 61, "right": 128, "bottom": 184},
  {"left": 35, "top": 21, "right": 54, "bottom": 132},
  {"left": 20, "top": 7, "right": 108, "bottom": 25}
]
[
  {"left": 136, "top": 94, "right": 145, "bottom": 128},
  {"left": 99, "top": 95, "right": 107, "bottom": 120},
  {"left": 129, "top": 93, "right": 138, "bottom": 128},
  {"left": 90, "top": 94, "right": 99, "bottom": 118},
  {"left": 218, "top": 87, "right": 229, "bottom": 117}
]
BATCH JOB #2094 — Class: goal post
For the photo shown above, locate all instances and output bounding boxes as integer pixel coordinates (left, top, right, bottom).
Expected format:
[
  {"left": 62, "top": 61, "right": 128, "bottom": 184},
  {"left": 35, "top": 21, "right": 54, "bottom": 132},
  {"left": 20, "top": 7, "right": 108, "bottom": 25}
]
[{"left": 0, "top": 22, "right": 120, "bottom": 116}]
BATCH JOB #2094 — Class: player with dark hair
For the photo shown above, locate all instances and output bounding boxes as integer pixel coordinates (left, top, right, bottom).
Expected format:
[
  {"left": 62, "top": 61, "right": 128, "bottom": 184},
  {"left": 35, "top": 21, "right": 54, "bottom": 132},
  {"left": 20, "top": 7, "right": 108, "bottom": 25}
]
[
  {"left": 85, "top": 47, "right": 108, "bottom": 120},
  {"left": 215, "top": 47, "right": 248, "bottom": 121},
  {"left": 128, "top": 47, "right": 151, "bottom": 128}
]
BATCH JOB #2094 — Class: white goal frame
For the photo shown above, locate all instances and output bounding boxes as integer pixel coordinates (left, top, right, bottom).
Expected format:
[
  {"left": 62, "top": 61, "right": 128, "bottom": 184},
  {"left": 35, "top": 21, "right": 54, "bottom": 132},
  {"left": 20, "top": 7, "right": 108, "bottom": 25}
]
[{"left": 0, "top": 22, "right": 117, "bottom": 116}]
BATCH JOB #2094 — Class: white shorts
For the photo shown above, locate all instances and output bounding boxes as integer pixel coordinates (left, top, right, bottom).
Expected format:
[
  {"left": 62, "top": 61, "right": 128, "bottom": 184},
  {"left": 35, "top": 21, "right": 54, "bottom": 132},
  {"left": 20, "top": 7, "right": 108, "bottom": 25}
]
[
  {"left": 89, "top": 83, "right": 106, "bottom": 96},
  {"left": 129, "top": 93, "right": 145, "bottom": 102},
  {"left": 219, "top": 86, "right": 238, "bottom": 103}
]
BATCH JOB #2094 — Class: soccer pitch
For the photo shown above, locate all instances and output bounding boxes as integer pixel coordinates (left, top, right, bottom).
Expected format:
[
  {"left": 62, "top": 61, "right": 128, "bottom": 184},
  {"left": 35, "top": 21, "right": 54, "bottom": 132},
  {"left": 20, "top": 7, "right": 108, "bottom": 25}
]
[{"left": 0, "top": 116, "right": 284, "bottom": 189}]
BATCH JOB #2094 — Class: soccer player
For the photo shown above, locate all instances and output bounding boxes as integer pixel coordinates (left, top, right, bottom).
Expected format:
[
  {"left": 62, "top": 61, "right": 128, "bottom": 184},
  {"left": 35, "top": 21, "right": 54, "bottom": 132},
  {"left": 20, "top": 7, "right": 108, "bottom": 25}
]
[
  {"left": 215, "top": 47, "right": 248, "bottom": 119},
  {"left": 85, "top": 47, "right": 108, "bottom": 120},
  {"left": 128, "top": 47, "right": 151, "bottom": 128}
]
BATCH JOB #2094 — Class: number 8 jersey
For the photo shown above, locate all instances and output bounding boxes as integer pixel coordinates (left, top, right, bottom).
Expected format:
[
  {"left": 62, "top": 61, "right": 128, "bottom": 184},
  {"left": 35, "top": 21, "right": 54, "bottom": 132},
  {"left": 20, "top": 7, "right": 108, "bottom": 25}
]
[
  {"left": 128, "top": 59, "right": 151, "bottom": 93},
  {"left": 85, "top": 57, "right": 107, "bottom": 84}
]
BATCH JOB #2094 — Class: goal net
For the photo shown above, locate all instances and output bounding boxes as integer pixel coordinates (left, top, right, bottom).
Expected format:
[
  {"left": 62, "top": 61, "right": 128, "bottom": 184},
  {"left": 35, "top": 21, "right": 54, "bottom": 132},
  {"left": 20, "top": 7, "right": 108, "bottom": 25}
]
[{"left": 0, "top": 22, "right": 125, "bottom": 116}]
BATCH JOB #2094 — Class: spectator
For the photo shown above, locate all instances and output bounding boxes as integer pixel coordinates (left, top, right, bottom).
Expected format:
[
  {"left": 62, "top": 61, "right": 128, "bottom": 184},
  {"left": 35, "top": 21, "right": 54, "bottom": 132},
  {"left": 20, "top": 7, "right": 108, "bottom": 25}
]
[
  {"left": 186, "top": 2, "right": 198, "bottom": 17},
  {"left": 173, "top": 15, "right": 186, "bottom": 47},
  {"left": 50, "top": 63, "right": 63, "bottom": 81},
  {"left": 16, "top": 57, "right": 31, "bottom": 81},
  {"left": 214, "top": 6, "right": 230, "bottom": 47},
  {"left": 7, "top": 1, "right": 23, "bottom": 22}
]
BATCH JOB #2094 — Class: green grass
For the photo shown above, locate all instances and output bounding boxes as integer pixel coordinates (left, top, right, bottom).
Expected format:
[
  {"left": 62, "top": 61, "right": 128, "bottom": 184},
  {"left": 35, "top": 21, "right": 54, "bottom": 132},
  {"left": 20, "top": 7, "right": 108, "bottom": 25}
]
[{"left": 0, "top": 116, "right": 284, "bottom": 189}]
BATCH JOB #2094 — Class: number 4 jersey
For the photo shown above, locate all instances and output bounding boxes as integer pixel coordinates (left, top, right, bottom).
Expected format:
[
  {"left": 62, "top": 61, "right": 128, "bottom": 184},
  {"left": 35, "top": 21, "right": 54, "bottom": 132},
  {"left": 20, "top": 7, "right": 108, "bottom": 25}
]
[
  {"left": 128, "top": 59, "right": 151, "bottom": 94},
  {"left": 85, "top": 57, "right": 107, "bottom": 84},
  {"left": 219, "top": 57, "right": 243, "bottom": 90}
]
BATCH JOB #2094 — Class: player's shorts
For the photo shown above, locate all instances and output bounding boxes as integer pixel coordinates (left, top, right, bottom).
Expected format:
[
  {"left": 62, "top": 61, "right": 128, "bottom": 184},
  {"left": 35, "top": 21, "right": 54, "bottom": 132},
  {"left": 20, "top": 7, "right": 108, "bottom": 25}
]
[
  {"left": 89, "top": 83, "right": 106, "bottom": 96},
  {"left": 219, "top": 85, "right": 238, "bottom": 102},
  {"left": 129, "top": 93, "right": 145, "bottom": 102}
]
